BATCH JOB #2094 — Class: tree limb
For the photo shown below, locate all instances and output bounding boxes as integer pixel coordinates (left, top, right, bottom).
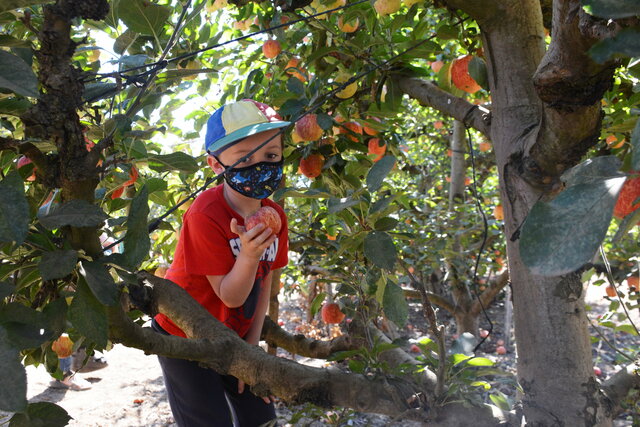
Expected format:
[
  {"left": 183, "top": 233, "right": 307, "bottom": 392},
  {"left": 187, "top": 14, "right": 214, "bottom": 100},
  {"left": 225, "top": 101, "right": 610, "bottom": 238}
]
[
  {"left": 111, "top": 272, "right": 430, "bottom": 420},
  {"left": 601, "top": 360, "right": 640, "bottom": 416},
  {"left": 261, "top": 316, "right": 357, "bottom": 359},
  {"left": 403, "top": 288, "right": 455, "bottom": 313},
  {"left": 396, "top": 77, "right": 491, "bottom": 137},
  {"left": 471, "top": 270, "right": 509, "bottom": 317}
]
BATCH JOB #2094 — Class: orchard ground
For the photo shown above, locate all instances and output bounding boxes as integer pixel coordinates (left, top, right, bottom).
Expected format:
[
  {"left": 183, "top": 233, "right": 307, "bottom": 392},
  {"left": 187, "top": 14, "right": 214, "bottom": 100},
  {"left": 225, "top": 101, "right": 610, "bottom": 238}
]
[{"left": 1, "top": 281, "right": 637, "bottom": 426}]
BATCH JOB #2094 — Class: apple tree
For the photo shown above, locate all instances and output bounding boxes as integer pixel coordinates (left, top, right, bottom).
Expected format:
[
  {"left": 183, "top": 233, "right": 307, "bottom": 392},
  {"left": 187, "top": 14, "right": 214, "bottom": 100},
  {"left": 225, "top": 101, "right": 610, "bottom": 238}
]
[{"left": 0, "top": 0, "right": 639, "bottom": 426}]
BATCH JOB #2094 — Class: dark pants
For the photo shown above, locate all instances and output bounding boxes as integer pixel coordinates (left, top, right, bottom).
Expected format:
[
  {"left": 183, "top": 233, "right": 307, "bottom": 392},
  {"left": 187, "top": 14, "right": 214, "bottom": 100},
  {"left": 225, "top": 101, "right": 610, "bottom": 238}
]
[{"left": 152, "top": 319, "right": 276, "bottom": 427}]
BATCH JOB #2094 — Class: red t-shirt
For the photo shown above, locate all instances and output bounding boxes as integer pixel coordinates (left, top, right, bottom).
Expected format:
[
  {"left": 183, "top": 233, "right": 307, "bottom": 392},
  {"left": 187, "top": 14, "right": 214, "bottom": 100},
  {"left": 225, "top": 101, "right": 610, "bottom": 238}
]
[{"left": 155, "top": 184, "right": 288, "bottom": 338}]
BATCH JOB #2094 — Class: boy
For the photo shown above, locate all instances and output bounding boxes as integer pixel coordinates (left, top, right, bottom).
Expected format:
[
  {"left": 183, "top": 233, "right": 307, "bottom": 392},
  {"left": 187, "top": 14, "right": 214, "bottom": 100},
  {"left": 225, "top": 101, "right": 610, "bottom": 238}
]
[{"left": 152, "top": 99, "right": 290, "bottom": 426}]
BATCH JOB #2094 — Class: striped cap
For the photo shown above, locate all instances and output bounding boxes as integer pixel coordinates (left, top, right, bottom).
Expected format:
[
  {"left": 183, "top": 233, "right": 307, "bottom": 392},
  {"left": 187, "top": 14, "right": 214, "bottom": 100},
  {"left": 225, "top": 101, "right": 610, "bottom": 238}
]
[{"left": 204, "top": 99, "right": 290, "bottom": 154}]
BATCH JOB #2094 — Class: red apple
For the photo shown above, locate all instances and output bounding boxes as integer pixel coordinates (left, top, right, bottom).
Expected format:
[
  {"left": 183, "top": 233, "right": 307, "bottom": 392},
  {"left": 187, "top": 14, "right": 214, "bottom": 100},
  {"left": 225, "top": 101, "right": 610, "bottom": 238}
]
[
  {"left": 593, "top": 366, "right": 602, "bottom": 376},
  {"left": 262, "top": 40, "right": 282, "bottom": 59},
  {"left": 495, "top": 345, "right": 507, "bottom": 355},
  {"left": 245, "top": 206, "right": 282, "bottom": 235},
  {"left": 479, "top": 329, "right": 490, "bottom": 338},
  {"left": 451, "top": 55, "right": 482, "bottom": 94},
  {"left": 409, "top": 344, "right": 421, "bottom": 353},
  {"left": 321, "top": 302, "right": 345, "bottom": 324},
  {"left": 295, "top": 114, "right": 324, "bottom": 141},
  {"left": 298, "top": 154, "right": 325, "bottom": 179}
]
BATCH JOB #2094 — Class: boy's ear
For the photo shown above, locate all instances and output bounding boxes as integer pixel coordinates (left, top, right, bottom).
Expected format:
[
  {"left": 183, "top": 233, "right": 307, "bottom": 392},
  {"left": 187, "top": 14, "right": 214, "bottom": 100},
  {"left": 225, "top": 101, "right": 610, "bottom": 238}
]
[{"left": 207, "top": 155, "right": 225, "bottom": 174}]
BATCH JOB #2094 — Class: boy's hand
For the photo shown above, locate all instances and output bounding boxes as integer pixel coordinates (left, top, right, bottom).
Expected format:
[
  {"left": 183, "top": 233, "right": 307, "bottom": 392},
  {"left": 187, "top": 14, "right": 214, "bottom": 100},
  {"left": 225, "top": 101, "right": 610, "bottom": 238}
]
[
  {"left": 237, "top": 379, "right": 276, "bottom": 404},
  {"left": 230, "top": 218, "right": 277, "bottom": 260}
]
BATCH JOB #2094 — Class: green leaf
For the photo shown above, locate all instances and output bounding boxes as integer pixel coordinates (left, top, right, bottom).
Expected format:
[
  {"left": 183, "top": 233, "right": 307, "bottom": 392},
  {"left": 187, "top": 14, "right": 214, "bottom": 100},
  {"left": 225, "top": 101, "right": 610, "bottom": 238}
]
[
  {"left": 465, "top": 356, "right": 495, "bottom": 367},
  {"left": 113, "top": 29, "right": 139, "bottom": 55},
  {"left": 0, "top": 281, "right": 13, "bottom": 299},
  {"left": 589, "top": 28, "right": 640, "bottom": 63},
  {"left": 364, "top": 231, "right": 397, "bottom": 270},
  {"left": 373, "top": 217, "right": 398, "bottom": 231},
  {"left": 382, "top": 280, "right": 408, "bottom": 326},
  {"left": 468, "top": 56, "right": 489, "bottom": 90},
  {"left": 435, "top": 23, "right": 459, "bottom": 40},
  {"left": 366, "top": 156, "right": 396, "bottom": 192},
  {"left": 310, "top": 292, "right": 327, "bottom": 317},
  {"left": 328, "top": 196, "right": 361, "bottom": 214},
  {"left": 38, "top": 199, "right": 109, "bottom": 229},
  {"left": 489, "top": 391, "right": 512, "bottom": 411},
  {"left": 9, "top": 402, "right": 71, "bottom": 427},
  {"left": 0, "top": 50, "right": 38, "bottom": 98},
  {"left": 0, "top": 98, "right": 31, "bottom": 116},
  {"left": 147, "top": 152, "right": 199, "bottom": 173},
  {"left": 80, "top": 260, "right": 119, "bottom": 306},
  {"left": 0, "top": 303, "right": 53, "bottom": 349},
  {"left": 0, "top": 327, "right": 27, "bottom": 412},
  {"left": 123, "top": 185, "right": 150, "bottom": 268},
  {"left": 0, "top": 172, "right": 29, "bottom": 245},
  {"left": 118, "top": 0, "right": 171, "bottom": 37},
  {"left": 286, "top": 76, "right": 305, "bottom": 96},
  {"left": 581, "top": 0, "right": 640, "bottom": 18},
  {"left": 0, "top": 0, "right": 44, "bottom": 13},
  {"left": 38, "top": 250, "right": 78, "bottom": 281},
  {"left": 83, "top": 82, "right": 118, "bottom": 103},
  {"left": 561, "top": 155, "right": 622, "bottom": 186},
  {"left": 614, "top": 324, "right": 638, "bottom": 335},
  {"left": 68, "top": 277, "right": 108, "bottom": 349},
  {"left": 0, "top": 35, "right": 31, "bottom": 48},
  {"left": 520, "top": 176, "right": 626, "bottom": 275},
  {"left": 273, "top": 187, "right": 331, "bottom": 200},
  {"left": 631, "top": 117, "right": 640, "bottom": 171}
]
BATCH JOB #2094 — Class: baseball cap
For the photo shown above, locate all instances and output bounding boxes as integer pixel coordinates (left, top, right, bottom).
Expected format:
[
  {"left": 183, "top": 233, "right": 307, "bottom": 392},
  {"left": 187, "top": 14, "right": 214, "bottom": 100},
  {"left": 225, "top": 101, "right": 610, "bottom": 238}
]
[{"left": 204, "top": 99, "right": 290, "bottom": 155}]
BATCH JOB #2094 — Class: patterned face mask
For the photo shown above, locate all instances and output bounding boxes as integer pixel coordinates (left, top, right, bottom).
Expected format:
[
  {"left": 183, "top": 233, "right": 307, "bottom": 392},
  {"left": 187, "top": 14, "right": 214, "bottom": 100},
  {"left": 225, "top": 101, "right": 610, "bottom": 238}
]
[{"left": 217, "top": 158, "right": 283, "bottom": 199}]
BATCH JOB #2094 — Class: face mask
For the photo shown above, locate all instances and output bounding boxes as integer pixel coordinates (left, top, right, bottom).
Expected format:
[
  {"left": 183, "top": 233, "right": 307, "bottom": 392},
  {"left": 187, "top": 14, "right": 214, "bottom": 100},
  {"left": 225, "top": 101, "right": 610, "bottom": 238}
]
[{"left": 218, "top": 159, "right": 283, "bottom": 199}]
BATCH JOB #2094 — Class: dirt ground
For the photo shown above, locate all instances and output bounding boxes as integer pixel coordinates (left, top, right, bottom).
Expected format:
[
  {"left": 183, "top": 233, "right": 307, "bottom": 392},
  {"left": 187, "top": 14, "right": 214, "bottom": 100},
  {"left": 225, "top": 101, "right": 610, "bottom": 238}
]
[{"left": 0, "top": 283, "right": 637, "bottom": 426}]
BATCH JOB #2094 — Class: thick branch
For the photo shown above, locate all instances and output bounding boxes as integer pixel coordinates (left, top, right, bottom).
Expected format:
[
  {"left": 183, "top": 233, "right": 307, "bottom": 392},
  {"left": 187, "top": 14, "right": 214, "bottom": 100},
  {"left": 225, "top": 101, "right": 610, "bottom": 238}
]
[
  {"left": 470, "top": 270, "right": 509, "bottom": 317},
  {"left": 601, "top": 361, "right": 640, "bottom": 415},
  {"left": 403, "top": 289, "right": 455, "bottom": 313},
  {"left": 397, "top": 77, "right": 491, "bottom": 137},
  {"left": 114, "top": 272, "right": 428, "bottom": 419},
  {"left": 261, "top": 316, "right": 357, "bottom": 359}
]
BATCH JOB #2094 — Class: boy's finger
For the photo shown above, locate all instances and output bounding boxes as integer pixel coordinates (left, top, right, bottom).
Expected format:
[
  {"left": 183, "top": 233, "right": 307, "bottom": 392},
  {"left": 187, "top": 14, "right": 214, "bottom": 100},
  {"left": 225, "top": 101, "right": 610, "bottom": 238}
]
[
  {"left": 238, "top": 379, "right": 245, "bottom": 394},
  {"left": 262, "top": 396, "right": 271, "bottom": 404}
]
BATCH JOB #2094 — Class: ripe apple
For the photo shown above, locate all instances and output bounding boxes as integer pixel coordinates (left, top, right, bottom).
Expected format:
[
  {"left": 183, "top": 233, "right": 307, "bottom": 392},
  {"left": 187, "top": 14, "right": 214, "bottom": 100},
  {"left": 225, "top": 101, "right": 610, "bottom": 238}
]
[
  {"left": 278, "top": 320, "right": 285, "bottom": 326},
  {"left": 433, "top": 120, "right": 444, "bottom": 130},
  {"left": 593, "top": 366, "right": 602, "bottom": 376},
  {"left": 245, "top": 206, "right": 282, "bottom": 235},
  {"left": 374, "top": 0, "right": 401, "bottom": 16},
  {"left": 367, "top": 138, "right": 386, "bottom": 162},
  {"left": 613, "top": 174, "right": 640, "bottom": 219},
  {"left": 605, "top": 285, "right": 616, "bottom": 298},
  {"left": 363, "top": 117, "right": 382, "bottom": 135},
  {"left": 262, "top": 40, "right": 281, "bottom": 59},
  {"left": 298, "top": 154, "right": 325, "bottom": 179},
  {"left": 479, "top": 329, "right": 490, "bottom": 338},
  {"left": 337, "top": 15, "right": 359, "bottom": 33},
  {"left": 335, "top": 74, "right": 357, "bottom": 99},
  {"left": 430, "top": 60, "right": 444, "bottom": 73},
  {"left": 285, "top": 57, "right": 307, "bottom": 82},
  {"left": 51, "top": 334, "right": 74, "bottom": 358},
  {"left": 340, "top": 121, "right": 363, "bottom": 142},
  {"left": 409, "top": 344, "right": 421, "bottom": 353},
  {"left": 451, "top": 55, "right": 482, "bottom": 94},
  {"left": 493, "top": 204, "right": 504, "bottom": 221},
  {"left": 17, "top": 156, "right": 36, "bottom": 181},
  {"left": 495, "top": 345, "right": 507, "bottom": 355},
  {"left": 627, "top": 276, "right": 638, "bottom": 292},
  {"left": 479, "top": 141, "right": 491, "bottom": 152},
  {"left": 295, "top": 114, "right": 323, "bottom": 141},
  {"left": 321, "top": 302, "right": 345, "bottom": 324},
  {"left": 605, "top": 134, "right": 624, "bottom": 149}
]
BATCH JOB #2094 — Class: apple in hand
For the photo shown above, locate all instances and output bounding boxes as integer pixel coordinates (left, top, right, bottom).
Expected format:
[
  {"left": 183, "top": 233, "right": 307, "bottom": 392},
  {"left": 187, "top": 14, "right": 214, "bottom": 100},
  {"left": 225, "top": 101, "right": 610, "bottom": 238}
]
[{"left": 245, "top": 206, "right": 282, "bottom": 236}]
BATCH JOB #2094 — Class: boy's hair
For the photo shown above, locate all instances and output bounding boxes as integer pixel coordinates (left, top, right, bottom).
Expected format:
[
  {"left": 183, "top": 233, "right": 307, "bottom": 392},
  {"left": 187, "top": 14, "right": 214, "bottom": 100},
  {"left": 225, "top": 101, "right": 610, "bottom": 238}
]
[{"left": 204, "top": 99, "right": 290, "bottom": 155}]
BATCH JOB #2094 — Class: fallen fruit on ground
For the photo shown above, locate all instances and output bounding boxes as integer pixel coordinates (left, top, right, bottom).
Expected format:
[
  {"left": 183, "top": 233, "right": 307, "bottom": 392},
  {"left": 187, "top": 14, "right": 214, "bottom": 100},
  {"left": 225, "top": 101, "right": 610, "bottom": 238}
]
[
  {"left": 51, "top": 334, "right": 74, "bottom": 358},
  {"left": 496, "top": 345, "right": 507, "bottom": 355},
  {"left": 480, "top": 329, "right": 490, "bottom": 338},
  {"left": 245, "top": 206, "right": 282, "bottom": 235},
  {"left": 262, "top": 40, "right": 281, "bottom": 59},
  {"left": 593, "top": 366, "right": 602, "bottom": 376},
  {"left": 451, "top": 55, "right": 482, "bottom": 94},
  {"left": 295, "top": 114, "right": 323, "bottom": 141},
  {"left": 321, "top": 302, "right": 346, "bottom": 324},
  {"left": 299, "top": 154, "right": 325, "bottom": 179}
]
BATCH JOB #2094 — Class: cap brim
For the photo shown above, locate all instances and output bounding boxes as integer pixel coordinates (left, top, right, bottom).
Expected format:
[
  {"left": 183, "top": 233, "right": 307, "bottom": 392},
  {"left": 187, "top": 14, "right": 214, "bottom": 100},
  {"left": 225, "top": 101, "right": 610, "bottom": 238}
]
[{"left": 206, "top": 121, "right": 291, "bottom": 153}]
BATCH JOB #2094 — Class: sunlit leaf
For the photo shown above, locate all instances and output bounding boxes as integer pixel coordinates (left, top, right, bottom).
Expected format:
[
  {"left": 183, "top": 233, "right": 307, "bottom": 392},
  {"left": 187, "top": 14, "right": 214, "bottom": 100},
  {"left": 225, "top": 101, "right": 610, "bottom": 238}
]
[{"left": 118, "top": 0, "right": 171, "bottom": 38}]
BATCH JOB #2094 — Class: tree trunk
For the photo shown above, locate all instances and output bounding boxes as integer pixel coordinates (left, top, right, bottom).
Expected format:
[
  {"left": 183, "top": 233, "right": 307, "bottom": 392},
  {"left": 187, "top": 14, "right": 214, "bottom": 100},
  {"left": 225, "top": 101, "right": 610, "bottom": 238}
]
[{"left": 479, "top": 1, "right": 613, "bottom": 424}]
